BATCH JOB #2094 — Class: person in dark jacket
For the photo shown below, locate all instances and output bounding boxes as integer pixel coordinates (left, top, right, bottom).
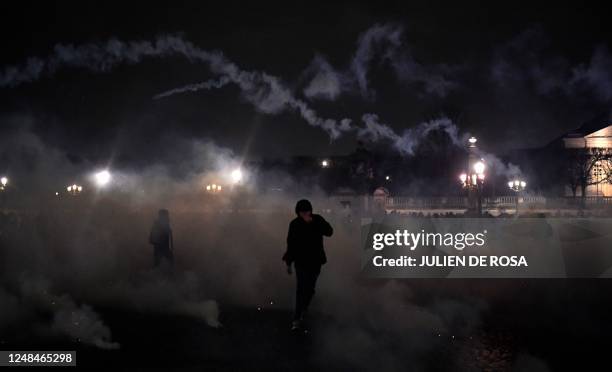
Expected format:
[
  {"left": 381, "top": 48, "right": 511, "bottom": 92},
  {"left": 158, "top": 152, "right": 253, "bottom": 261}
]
[
  {"left": 283, "top": 199, "right": 333, "bottom": 330},
  {"left": 149, "top": 209, "right": 174, "bottom": 268}
]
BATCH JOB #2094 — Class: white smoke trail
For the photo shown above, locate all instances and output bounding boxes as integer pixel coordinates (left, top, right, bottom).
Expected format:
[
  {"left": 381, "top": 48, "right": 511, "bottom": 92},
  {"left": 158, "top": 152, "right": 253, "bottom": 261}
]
[
  {"left": 153, "top": 76, "right": 231, "bottom": 99},
  {"left": 351, "top": 23, "right": 403, "bottom": 98},
  {"left": 0, "top": 33, "right": 473, "bottom": 156},
  {"left": 360, "top": 113, "right": 467, "bottom": 155},
  {"left": 0, "top": 35, "right": 353, "bottom": 139}
]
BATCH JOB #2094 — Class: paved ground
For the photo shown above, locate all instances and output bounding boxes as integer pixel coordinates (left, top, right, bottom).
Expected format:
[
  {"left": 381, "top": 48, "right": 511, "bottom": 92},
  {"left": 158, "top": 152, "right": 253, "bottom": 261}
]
[{"left": 3, "top": 279, "right": 610, "bottom": 371}]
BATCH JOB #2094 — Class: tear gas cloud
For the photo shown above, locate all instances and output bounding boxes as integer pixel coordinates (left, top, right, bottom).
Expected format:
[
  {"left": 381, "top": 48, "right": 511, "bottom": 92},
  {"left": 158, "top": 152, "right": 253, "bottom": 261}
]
[
  {"left": 0, "top": 123, "right": 510, "bottom": 369},
  {"left": 5, "top": 20, "right": 607, "bottom": 369},
  {"left": 0, "top": 121, "right": 559, "bottom": 371}
]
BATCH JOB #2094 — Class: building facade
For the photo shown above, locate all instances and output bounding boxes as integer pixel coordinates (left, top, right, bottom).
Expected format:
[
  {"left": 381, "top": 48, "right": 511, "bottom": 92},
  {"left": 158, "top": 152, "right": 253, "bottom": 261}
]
[{"left": 563, "top": 120, "right": 612, "bottom": 197}]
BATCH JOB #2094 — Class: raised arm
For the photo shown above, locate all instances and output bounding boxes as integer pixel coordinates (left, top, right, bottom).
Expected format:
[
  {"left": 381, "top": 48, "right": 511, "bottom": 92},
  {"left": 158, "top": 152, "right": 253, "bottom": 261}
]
[{"left": 315, "top": 214, "right": 333, "bottom": 237}]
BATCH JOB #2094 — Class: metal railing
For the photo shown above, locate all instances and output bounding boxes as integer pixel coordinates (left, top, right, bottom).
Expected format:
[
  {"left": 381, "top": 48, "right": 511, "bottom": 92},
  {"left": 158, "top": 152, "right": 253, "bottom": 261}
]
[{"left": 381, "top": 196, "right": 612, "bottom": 210}]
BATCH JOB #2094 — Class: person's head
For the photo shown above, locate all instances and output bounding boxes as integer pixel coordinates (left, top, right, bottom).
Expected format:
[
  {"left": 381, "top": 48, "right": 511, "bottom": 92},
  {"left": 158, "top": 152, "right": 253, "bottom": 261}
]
[
  {"left": 295, "top": 199, "right": 313, "bottom": 221},
  {"left": 158, "top": 209, "right": 170, "bottom": 224}
]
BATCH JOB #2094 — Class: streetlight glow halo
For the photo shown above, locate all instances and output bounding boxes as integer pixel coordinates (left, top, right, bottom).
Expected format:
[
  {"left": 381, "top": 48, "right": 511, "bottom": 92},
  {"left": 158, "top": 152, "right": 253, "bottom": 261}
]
[
  {"left": 94, "top": 170, "right": 112, "bottom": 187},
  {"left": 231, "top": 168, "right": 243, "bottom": 184},
  {"left": 473, "top": 161, "right": 485, "bottom": 175}
]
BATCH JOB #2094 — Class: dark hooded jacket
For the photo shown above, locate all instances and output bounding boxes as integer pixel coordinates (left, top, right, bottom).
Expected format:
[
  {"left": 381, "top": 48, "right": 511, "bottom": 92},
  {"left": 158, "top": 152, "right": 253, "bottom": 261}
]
[{"left": 283, "top": 214, "right": 333, "bottom": 267}]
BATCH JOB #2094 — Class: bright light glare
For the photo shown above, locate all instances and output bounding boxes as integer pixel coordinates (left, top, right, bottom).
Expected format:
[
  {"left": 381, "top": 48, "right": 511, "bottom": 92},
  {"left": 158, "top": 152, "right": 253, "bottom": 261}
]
[
  {"left": 473, "top": 161, "right": 485, "bottom": 175},
  {"left": 321, "top": 160, "right": 329, "bottom": 168},
  {"left": 0, "top": 177, "right": 7, "bottom": 186},
  {"left": 95, "top": 170, "right": 111, "bottom": 187},
  {"left": 459, "top": 173, "right": 467, "bottom": 183},
  {"left": 231, "top": 169, "right": 243, "bottom": 184},
  {"left": 520, "top": 181, "right": 527, "bottom": 188}
]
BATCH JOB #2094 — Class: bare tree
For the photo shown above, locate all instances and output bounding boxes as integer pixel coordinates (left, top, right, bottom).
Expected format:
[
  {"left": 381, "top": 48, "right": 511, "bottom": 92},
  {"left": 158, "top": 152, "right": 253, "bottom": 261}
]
[{"left": 566, "top": 148, "right": 612, "bottom": 199}]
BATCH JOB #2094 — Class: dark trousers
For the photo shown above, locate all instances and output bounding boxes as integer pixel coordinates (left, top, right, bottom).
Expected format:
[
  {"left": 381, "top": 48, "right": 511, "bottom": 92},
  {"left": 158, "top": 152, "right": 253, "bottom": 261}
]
[
  {"left": 294, "top": 264, "right": 321, "bottom": 321},
  {"left": 154, "top": 245, "right": 173, "bottom": 267}
]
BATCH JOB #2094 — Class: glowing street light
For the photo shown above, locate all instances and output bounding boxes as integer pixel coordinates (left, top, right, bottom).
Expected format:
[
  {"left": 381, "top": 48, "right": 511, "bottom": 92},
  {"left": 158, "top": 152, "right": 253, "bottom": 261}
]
[
  {"left": 231, "top": 168, "right": 243, "bottom": 184},
  {"left": 473, "top": 161, "right": 485, "bottom": 176},
  {"left": 385, "top": 175, "right": 391, "bottom": 181},
  {"left": 206, "top": 183, "right": 222, "bottom": 193},
  {"left": 67, "top": 184, "right": 83, "bottom": 196},
  {"left": 508, "top": 178, "right": 527, "bottom": 217},
  {"left": 460, "top": 157, "right": 486, "bottom": 215},
  {"left": 321, "top": 159, "right": 330, "bottom": 168},
  {"left": 94, "top": 170, "right": 112, "bottom": 187},
  {"left": 459, "top": 160, "right": 486, "bottom": 188},
  {"left": 508, "top": 179, "right": 527, "bottom": 192},
  {"left": 0, "top": 176, "right": 7, "bottom": 191}
]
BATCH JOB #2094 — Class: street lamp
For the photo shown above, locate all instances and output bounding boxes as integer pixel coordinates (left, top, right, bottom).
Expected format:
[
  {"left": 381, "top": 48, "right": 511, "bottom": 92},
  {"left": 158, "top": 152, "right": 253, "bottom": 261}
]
[
  {"left": 508, "top": 179, "right": 527, "bottom": 217},
  {"left": 206, "top": 183, "right": 222, "bottom": 193},
  {"left": 0, "top": 176, "right": 7, "bottom": 191},
  {"left": 459, "top": 158, "right": 486, "bottom": 215},
  {"left": 459, "top": 161, "right": 486, "bottom": 187},
  {"left": 230, "top": 168, "right": 243, "bottom": 184},
  {"left": 321, "top": 159, "right": 330, "bottom": 168},
  {"left": 67, "top": 184, "right": 83, "bottom": 196},
  {"left": 94, "top": 170, "right": 112, "bottom": 187}
]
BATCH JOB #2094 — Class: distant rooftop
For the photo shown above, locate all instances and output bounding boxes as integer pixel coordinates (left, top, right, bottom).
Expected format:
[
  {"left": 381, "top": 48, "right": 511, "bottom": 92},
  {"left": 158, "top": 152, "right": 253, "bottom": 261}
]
[{"left": 565, "top": 111, "right": 612, "bottom": 138}]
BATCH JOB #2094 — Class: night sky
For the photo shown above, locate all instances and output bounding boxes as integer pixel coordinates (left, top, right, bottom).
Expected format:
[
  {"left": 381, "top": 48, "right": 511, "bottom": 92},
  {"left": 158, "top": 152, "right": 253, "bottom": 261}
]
[{"left": 1, "top": 1, "right": 611, "bottom": 169}]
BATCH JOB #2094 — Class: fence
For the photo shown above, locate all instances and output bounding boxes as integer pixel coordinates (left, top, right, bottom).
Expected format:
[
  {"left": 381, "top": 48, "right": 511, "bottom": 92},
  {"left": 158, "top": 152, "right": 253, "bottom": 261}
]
[{"left": 381, "top": 196, "right": 612, "bottom": 211}]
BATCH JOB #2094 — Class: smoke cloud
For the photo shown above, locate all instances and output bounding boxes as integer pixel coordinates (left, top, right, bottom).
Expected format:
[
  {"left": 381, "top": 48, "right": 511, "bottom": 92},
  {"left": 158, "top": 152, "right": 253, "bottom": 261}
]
[
  {"left": 359, "top": 113, "right": 468, "bottom": 155},
  {"left": 302, "top": 55, "right": 345, "bottom": 100},
  {"left": 490, "top": 27, "right": 612, "bottom": 104},
  {"left": 351, "top": 23, "right": 403, "bottom": 99}
]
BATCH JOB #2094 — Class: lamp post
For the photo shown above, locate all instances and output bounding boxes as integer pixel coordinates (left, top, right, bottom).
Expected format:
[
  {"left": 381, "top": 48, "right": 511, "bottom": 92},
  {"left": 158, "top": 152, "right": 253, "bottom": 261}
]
[
  {"left": 459, "top": 138, "right": 486, "bottom": 215},
  {"left": 508, "top": 179, "right": 526, "bottom": 217},
  {"left": 67, "top": 184, "right": 83, "bottom": 196},
  {"left": 459, "top": 161, "right": 486, "bottom": 215}
]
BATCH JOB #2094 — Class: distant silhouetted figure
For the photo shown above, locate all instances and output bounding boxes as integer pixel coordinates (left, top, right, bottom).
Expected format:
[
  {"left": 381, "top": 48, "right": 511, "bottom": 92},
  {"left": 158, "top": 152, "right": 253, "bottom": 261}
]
[
  {"left": 283, "top": 199, "right": 333, "bottom": 331},
  {"left": 149, "top": 209, "right": 174, "bottom": 268}
]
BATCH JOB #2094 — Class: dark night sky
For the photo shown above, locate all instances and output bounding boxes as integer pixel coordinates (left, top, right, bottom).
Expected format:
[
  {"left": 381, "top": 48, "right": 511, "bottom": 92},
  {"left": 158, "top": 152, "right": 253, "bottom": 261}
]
[{"left": 1, "top": 1, "right": 612, "bottom": 169}]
